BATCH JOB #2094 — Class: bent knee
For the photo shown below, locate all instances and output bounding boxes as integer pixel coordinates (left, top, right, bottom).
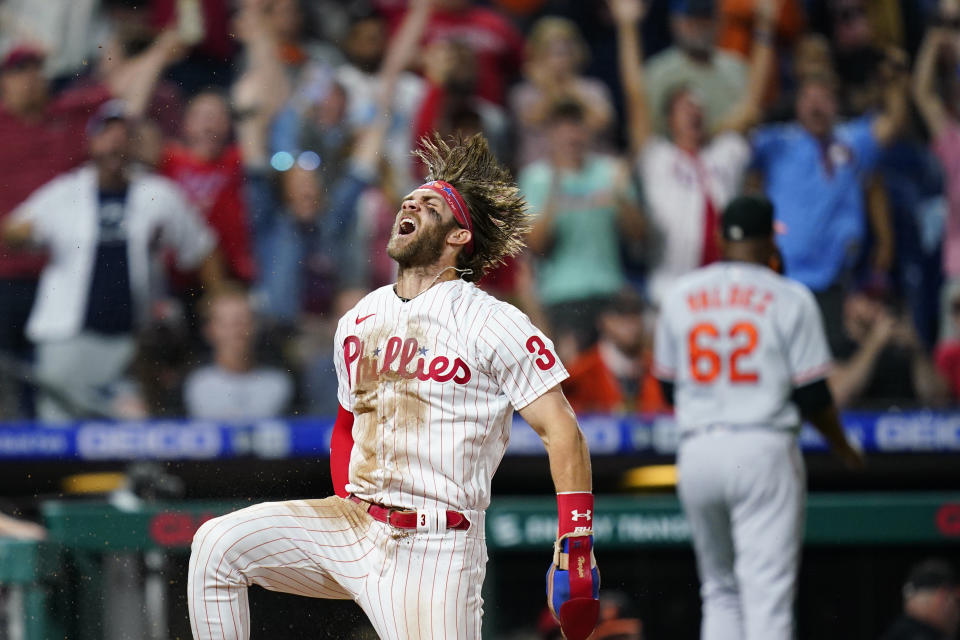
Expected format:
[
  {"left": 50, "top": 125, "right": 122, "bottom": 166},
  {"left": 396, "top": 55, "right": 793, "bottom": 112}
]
[{"left": 192, "top": 514, "right": 227, "bottom": 555}]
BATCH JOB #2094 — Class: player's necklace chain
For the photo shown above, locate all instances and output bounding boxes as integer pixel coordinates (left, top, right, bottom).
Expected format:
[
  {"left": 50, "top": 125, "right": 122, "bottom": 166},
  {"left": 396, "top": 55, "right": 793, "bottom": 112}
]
[{"left": 394, "top": 266, "right": 473, "bottom": 302}]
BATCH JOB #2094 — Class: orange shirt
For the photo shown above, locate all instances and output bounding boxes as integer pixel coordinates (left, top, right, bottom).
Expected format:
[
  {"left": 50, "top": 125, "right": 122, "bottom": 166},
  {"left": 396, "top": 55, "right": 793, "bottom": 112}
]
[
  {"left": 562, "top": 346, "right": 670, "bottom": 415},
  {"left": 716, "top": 0, "right": 806, "bottom": 105}
]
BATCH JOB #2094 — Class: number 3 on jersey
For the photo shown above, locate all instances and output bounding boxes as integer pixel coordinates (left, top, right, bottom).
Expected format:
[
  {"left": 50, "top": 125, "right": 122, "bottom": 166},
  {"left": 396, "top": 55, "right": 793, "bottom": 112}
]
[
  {"left": 525, "top": 335, "right": 557, "bottom": 371},
  {"left": 688, "top": 321, "right": 759, "bottom": 384}
]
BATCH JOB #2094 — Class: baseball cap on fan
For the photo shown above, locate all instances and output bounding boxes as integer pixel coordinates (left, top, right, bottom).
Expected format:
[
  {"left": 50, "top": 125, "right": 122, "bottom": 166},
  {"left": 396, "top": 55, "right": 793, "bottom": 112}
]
[
  {"left": 721, "top": 195, "right": 774, "bottom": 242},
  {"left": 1, "top": 44, "right": 45, "bottom": 72},
  {"left": 86, "top": 99, "right": 130, "bottom": 138},
  {"left": 903, "top": 558, "right": 957, "bottom": 597}
]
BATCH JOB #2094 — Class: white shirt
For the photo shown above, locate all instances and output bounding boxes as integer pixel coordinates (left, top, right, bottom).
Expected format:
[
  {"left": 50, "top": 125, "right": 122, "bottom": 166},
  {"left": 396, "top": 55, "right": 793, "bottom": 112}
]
[
  {"left": 184, "top": 365, "right": 294, "bottom": 420},
  {"left": 639, "top": 133, "right": 751, "bottom": 306},
  {"left": 653, "top": 262, "right": 832, "bottom": 434},
  {"left": 334, "top": 279, "right": 568, "bottom": 512},
  {"left": 14, "top": 165, "right": 214, "bottom": 342}
]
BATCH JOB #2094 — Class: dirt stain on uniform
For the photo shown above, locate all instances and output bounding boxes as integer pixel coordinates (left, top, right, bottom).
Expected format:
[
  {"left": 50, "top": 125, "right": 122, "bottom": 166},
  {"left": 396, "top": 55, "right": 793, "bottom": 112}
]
[
  {"left": 348, "top": 325, "right": 433, "bottom": 488},
  {"left": 351, "top": 325, "right": 393, "bottom": 487}
]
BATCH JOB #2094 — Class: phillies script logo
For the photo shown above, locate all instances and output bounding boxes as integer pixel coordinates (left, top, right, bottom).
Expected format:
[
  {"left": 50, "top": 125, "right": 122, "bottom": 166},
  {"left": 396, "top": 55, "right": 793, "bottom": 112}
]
[{"left": 344, "top": 335, "right": 471, "bottom": 386}]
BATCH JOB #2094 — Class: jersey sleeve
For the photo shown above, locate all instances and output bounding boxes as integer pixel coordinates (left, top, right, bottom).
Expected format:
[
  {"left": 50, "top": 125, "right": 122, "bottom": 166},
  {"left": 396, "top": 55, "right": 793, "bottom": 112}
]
[
  {"left": 475, "top": 303, "right": 569, "bottom": 410},
  {"left": 333, "top": 317, "right": 354, "bottom": 412},
  {"left": 652, "top": 298, "right": 678, "bottom": 382},
  {"left": 783, "top": 286, "right": 833, "bottom": 386}
]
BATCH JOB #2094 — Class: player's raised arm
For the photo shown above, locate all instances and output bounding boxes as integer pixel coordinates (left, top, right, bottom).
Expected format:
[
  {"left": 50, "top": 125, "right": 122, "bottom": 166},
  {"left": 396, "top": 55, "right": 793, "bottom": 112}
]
[{"left": 519, "top": 386, "right": 598, "bottom": 640}]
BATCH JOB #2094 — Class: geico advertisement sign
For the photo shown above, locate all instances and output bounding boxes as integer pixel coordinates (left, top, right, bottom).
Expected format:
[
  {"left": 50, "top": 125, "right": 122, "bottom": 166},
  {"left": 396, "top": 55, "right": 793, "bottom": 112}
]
[
  {"left": 76, "top": 422, "right": 223, "bottom": 459},
  {"left": 875, "top": 414, "right": 960, "bottom": 451}
]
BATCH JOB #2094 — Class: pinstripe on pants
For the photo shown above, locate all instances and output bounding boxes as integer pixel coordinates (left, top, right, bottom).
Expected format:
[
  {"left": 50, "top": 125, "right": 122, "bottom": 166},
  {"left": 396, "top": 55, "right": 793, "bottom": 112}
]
[{"left": 188, "top": 496, "right": 487, "bottom": 639}]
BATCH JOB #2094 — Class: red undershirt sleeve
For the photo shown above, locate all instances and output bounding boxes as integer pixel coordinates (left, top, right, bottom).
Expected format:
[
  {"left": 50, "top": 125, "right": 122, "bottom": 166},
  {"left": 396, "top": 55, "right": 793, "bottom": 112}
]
[{"left": 330, "top": 404, "right": 355, "bottom": 498}]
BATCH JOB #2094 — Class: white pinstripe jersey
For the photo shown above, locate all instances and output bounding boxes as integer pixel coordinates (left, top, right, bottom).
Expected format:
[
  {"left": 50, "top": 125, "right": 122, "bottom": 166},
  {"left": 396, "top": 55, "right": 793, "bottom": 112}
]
[
  {"left": 653, "top": 262, "right": 832, "bottom": 434},
  {"left": 334, "top": 279, "right": 569, "bottom": 512}
]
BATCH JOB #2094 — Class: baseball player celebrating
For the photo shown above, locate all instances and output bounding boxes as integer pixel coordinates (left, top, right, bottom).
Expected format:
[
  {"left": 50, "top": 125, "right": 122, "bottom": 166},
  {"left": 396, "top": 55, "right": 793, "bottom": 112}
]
[
  {"left": 188, "top": 133, "right": 600, "bottom": 640},
  {"left": 653, "top": 195, "right": 864, "bottom": 640}
]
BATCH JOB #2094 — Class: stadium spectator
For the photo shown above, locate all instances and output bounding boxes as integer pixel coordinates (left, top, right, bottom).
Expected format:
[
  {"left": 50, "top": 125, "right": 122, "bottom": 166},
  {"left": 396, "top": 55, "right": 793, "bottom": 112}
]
[
  {"left": 93, "top": 22, "right": 185, "bottom": 138},
  {"left": 0, "top": 32, "right": 184, "bottom": 417},
  {"left": 260, "top": 0, "right": 342, "bottom": 72},
  {"left": 562, "top": 291, "right": 668, "bottom": 415},
  {"left": 880, "top": 558, "right": 960, "bottom": 640},
  {"left": 829, "top": 291, "right": 949, "bottom": 408},
  {"left": 412, "top": 36, "right": 510, "bottom": 168},
  {"left": 378, "top": 0, "right": 525, "bottom": 106},
  {"left": 614, "top": 0, "right": 776, "bottom": 305},
  {"left": 159, "top": 90, "right": 257, "bottom": 285},
  {"left": 935, "top": 290, "right": 960, "bottom": 400},
  {"left": 184, "top": 286, "right": 293, "bottom": 420},
  {"left": 914, "top": 10, "right": 960, "bottom": 340},
  {"left": 716, "top": 0, "right": 806, "bottom": 61},
  {"left": 522, "top": 100, "right": 644, "bottom": 354},
  {"left": 750, "top": 51, "right": 909, "bottom": 344},
  {"left": 147, "top": 0, "right": 237, "bottom": 95},
  {"left": 238, "top": 0, "right": 425, "bottom": 322},
  {"left": 508, "top": 16, "right": 615, "bottom": 168},
  {"left": 0, "top": 101, "right": 223, "bottom": 421},
  {"left": 0, "top": 0, "right": 106, "bottom": 80},
  {"left": 336, "top": 7, "right": 426, "bottom": 188},
  {"left": 643, "top": 0, "right": 748, "bottom": 135}
]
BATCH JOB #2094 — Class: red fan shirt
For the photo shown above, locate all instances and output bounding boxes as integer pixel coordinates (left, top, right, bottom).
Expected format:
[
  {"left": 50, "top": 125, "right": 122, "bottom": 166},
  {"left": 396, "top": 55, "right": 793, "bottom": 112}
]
[{"left": 159, "top": 143, "right": 255, "bottom": 283}]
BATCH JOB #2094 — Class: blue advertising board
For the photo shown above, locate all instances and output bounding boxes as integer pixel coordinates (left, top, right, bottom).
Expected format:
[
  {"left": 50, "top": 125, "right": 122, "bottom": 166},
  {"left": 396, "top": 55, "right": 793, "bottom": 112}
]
[{"left": 0, "top": 411, "right": 957, "bottom": 461}]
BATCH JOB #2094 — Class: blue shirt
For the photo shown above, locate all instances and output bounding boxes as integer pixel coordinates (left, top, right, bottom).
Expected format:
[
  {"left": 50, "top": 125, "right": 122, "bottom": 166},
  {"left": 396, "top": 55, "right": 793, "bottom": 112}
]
[
  {"left": 751, "top": 116, "right": 881, "bottom": 291},
  {"left": 84, "top": 187, "right": 133, "bottom": 335}
]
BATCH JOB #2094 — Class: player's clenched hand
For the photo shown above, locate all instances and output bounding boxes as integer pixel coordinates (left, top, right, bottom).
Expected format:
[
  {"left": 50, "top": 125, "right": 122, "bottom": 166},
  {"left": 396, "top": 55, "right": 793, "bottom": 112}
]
[{"left": 546, "top": 493, "right": 600, "bottom": 640}]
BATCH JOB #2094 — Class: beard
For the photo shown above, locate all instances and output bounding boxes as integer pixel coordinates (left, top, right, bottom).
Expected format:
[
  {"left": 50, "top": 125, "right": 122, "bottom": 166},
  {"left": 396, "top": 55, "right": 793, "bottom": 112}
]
[{"left": 386, "top": 217, "right": 457, "bottom": 269}]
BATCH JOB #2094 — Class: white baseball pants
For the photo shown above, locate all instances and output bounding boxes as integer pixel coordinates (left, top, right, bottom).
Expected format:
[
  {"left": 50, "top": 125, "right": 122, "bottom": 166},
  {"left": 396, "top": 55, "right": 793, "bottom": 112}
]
[
  {"left": 188, "top": 496, "right": 487, "bottom": 639},
  {"left": 677, "top": 429, "right": 805, "bottom": 640}
]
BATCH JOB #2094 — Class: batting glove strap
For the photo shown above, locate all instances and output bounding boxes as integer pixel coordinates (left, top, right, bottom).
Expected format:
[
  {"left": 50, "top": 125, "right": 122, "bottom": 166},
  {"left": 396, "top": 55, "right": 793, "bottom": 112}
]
[
  {"left": 552, "top": 531, "right": 598, "bottom": 571},
  {"left": 546, "top": 532, "right": 600, "bottom": 640}
]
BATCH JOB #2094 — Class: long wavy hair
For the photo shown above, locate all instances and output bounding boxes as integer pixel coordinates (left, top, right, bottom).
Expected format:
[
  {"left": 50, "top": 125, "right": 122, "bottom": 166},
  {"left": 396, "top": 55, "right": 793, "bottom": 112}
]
[{"left": 413, "top": 133, "right": 532, "bottom": 282}]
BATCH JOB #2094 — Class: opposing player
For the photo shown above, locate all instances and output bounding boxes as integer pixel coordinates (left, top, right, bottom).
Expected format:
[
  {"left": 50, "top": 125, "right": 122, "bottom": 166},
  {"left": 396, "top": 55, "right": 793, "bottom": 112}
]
[
  {"left": 653, "top": 195, "right": 864, "bottom": 640},
  {"left": 187, "top": 133, "right": 600, "bottom": 640}
]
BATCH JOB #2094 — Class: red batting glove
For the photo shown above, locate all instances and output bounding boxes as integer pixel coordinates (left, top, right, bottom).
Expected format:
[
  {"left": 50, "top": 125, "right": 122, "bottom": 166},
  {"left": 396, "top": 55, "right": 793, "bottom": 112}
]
[{"left": 546, "top": 492, "right": 599, "bottom": 640}]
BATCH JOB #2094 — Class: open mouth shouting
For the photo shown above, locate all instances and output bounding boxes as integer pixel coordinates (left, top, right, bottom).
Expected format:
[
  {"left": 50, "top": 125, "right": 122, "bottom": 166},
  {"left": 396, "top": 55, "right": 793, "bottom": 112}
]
[{"left": 397, "top": 214, "right": 418, "bottom": 236}]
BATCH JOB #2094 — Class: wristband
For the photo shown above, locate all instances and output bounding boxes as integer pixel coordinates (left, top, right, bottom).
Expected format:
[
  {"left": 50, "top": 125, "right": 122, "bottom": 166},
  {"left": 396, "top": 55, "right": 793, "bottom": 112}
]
[{"left": 557, "top": 491, "right": 594, "bottom": 536}]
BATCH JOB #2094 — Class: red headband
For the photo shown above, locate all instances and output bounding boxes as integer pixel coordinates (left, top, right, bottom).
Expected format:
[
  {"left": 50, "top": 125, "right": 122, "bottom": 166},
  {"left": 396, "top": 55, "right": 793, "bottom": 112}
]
[{"left": 419, "top": 180, "right": 474, "bottom": 256}]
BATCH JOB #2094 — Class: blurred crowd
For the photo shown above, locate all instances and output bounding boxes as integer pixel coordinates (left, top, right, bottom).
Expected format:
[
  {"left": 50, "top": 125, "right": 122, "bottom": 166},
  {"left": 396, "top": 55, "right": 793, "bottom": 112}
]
[{"left": 0, "top": 0, "right": 958, "bottom": 421}]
